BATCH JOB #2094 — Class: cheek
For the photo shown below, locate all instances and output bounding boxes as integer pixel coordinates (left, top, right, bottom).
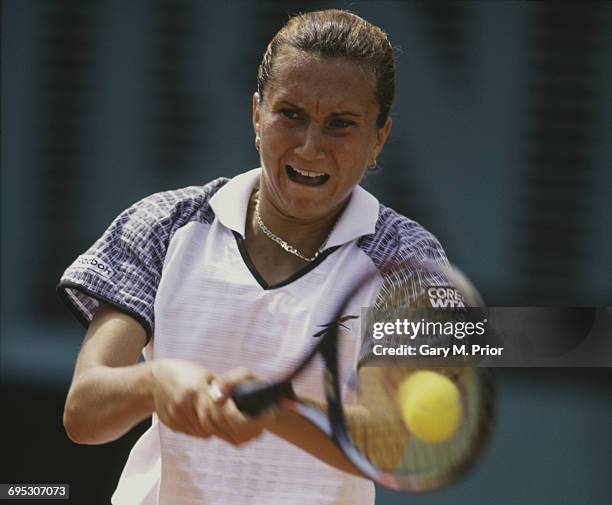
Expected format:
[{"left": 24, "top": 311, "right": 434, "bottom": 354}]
[
  {"left": 332, "top": 138, "right": 372, "bottom": 173},
  {"left": 261, "top": 120, "right": 297, "bottom": 155}
]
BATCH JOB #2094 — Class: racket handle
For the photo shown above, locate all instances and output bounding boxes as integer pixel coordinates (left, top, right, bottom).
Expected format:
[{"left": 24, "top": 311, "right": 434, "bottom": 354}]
[{"left": 232, "top": 380, "right": 295, "bottom": 417}]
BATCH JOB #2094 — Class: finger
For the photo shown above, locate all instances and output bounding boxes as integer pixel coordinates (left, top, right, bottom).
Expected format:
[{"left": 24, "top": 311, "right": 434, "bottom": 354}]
[
  {"left": 201, "top": 410, "right": 234, "bottom": 444},
  {"left": 189, "top": 402, "right": 213, "bottom": 439},
  {"left": 161, "top": 411, "right": 202, "bottom": 438},
  {"left": 174, "top": 398, "right": 209, "bottom": 438},
  {"left": 217, "top": 367, "right": 257, "bottom": 394},
  {"left": 197, "top": 394, "right": 235, "bottom": 443},
  {"left": 195, "top": 394, "right": 217, "bottom": 439},
  {"left": 208, "top": 401, "right": 245, "bottom": 444},
  {"left": 220, "top": 399, "right": 263, "bottom": 444},
  {"left": 156, "top": 391, "right": 201, "bottom": 438},
  {"left": 221, "top": 399, "right": 250, "bottom": 430}
]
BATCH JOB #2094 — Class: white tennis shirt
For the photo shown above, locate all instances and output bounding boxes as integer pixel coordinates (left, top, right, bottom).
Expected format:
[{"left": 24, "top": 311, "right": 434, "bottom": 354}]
[{"left": 59, "top": 168, "right": 448, "bottom": 505}]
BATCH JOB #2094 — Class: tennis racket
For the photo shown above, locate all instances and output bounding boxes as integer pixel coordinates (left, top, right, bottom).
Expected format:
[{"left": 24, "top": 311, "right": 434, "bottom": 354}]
[{"left": 232, "top": 257, "right": 495, "bottom": 492}]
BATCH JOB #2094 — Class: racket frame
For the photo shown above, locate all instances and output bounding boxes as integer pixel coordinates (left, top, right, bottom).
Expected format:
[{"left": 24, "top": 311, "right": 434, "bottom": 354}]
[{"left": 232, "top": 259, "right": 495, "bottom": 492}]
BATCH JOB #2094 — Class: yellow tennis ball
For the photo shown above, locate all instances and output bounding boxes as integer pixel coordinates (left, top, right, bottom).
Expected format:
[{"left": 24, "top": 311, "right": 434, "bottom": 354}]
[{"left": 396, "top": 370, "right": 462, "bottom": 444}]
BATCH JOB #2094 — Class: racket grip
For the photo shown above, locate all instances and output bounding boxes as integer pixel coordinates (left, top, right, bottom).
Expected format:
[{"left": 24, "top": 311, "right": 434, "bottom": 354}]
[{"left": 232, "top": 381, "right": 295, "bottom": 417}]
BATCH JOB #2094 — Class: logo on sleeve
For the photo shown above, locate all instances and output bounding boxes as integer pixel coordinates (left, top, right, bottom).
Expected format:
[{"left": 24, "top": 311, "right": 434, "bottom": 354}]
[{"left": 74, "top": 255, "right": 114, "bottom": 279}]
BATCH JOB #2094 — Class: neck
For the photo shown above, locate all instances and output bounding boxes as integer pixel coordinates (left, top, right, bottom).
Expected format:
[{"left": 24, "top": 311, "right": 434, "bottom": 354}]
[{"left": 249, "top": 189, "right": 346, "bottom": 261}]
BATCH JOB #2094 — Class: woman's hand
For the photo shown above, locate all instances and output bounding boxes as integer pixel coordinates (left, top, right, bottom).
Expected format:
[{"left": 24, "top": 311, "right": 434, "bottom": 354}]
[
  {"left": 65, "top": 305, "right": 268, "bottom": 447},
  {"left": 149, "top": 358, "right": 219, "bottom": 438},
  {"left": 150, "top": 362, "right": 273, "bottom": 446},
  {"left": 207, "top": 367, "right": 277, "bottom": 446}
]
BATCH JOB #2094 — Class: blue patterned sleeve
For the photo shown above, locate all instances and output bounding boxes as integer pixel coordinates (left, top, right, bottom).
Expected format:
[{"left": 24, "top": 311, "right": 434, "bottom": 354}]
[{"left": 57, "top": 181, "right": 225, "bottom": 341}]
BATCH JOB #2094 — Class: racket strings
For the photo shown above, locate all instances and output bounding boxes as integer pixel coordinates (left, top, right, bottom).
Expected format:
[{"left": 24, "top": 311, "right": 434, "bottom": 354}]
[
  {"left": 330, "top": 260, "right": 494, "bottom": 490},
  {"left": 347, "top": 410, "right": 408, "bottom": 470},
  {"left": 344, "top": 367, "right": 494, "bottom": 477}
]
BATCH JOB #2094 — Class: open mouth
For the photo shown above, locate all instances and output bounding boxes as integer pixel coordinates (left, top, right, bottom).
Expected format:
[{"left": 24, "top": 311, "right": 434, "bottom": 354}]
[{"left": 286, "top": 165, "right": 330, "bottom": 186}]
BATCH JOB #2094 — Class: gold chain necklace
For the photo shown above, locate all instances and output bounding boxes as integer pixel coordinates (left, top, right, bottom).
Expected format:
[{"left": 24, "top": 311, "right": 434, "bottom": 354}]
[{"left": 254, "top": 195, "right": 336, "bottom": 263}]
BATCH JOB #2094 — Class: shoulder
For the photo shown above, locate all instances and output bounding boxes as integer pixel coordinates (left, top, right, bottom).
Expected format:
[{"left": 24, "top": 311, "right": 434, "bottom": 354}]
[
  {"left": 357, "top": 203, "right": 448, "bottom": 269},
  {"left": 103, "top": 177, "right": 229, "bottom": 253},
  {"left": 119, "top": 177, "right": 229, "bottom": 233},
  {"left": 57, "top": 177, "right": 230, "bottom": 339}
]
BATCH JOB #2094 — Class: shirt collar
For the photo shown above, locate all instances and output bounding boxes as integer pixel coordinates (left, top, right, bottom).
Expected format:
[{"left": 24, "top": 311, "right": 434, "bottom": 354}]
[
  {"left": 209, "top": 167, "right": 379, "bottom": 246},
  {"left": 209, "top": 168, "right": 260, "bottom": 237},
  {"left": 325, "top": 184, "right": 379, "bottom": 249}
]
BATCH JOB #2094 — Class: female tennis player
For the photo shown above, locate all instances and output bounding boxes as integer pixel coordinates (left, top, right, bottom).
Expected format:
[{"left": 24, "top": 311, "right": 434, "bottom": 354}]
[{"left": 59, "top": 9, "right": 451, "bottom": 505}]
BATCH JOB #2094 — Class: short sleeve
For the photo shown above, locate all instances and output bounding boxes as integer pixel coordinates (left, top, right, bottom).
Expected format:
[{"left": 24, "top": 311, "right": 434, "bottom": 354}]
[{"left": 57, "top": 180, "right": 226, "bottom": 341}]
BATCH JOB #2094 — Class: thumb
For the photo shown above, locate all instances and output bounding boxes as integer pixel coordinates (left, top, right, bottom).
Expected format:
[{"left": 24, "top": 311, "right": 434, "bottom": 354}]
[{"left": 210, "top": 367, "right": 258, "bottom": 405}]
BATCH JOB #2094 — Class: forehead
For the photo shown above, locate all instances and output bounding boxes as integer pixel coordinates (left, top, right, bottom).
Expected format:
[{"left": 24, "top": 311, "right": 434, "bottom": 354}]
[{"left": 266, "top": 49, "right": 378, "bottom": 113}]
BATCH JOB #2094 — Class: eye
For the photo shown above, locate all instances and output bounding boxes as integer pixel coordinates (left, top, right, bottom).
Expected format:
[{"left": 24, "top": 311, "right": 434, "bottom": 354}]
[
  {"left": 329, "top": 118, "right": 356, "bottom": 129},
  {"left": 278, "top": 109, "right": 302, "bottom": 121}
]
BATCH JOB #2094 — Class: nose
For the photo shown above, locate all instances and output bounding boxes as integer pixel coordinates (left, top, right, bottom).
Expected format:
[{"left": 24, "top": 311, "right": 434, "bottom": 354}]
[{"left": 294, "top": 124, "right": 326, "bottom": 161}]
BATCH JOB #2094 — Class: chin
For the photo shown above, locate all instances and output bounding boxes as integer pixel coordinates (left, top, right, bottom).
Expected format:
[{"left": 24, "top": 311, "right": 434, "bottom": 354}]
[
  {"left": 285, "top": 191, "right": 348, "bottom": 222},
  {"left": 284, "top": 199, "right": 329, "bottom": 220}
]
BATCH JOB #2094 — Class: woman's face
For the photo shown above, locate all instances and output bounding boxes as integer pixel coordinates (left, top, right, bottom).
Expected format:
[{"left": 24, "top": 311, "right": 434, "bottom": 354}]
[{"left": 253, "top": 49, "right": 392, "bottom": 222}]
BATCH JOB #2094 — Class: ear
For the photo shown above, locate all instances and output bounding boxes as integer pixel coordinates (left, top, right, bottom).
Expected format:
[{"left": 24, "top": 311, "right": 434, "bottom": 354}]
[
  {"left": 369, "top": 116, "right": 393, "bottom": 166},
  {"left": 252, "top": 92, "right": 261, "bottom": 137}
]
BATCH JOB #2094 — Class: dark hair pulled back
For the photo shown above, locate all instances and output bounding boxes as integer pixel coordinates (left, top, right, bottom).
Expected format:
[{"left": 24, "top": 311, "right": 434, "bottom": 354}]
[{"left": 257, "top": 9, "right": 396, "bottom": 128}]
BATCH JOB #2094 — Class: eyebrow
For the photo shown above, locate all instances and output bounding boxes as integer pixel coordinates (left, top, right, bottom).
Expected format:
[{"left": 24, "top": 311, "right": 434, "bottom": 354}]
[{"left": 279, "top": 100, "right": 363, "bottom": 118}]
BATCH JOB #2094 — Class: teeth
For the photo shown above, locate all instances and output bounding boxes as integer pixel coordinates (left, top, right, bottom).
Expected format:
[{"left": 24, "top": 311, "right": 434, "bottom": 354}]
[{"left": 292, "top": 166, "right": 326, "bottom": 178}]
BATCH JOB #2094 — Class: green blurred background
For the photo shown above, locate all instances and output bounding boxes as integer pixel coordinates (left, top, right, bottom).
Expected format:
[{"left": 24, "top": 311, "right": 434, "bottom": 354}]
[{"left": 2, "top": 1, "right": 611, "bottom": 504}]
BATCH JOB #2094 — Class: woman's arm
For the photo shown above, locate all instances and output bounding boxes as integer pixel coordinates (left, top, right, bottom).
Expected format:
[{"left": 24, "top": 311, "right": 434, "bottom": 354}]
[
  {"left": 215, "top": 367, "right": 396, "bottom": 478},
  {"left": 63, "top": 303, "right": 154, "bottom": 444},
  {"left": 265, "top": 373, "right": 405, "bottom": 477},
  {"left": 263, "top": 405, "right": 366, "bottom": 477},
  {"left": 64, "top": 304, "right": 390, "bottom": 478},
  {"left": 63, "top": 303, "right": 226, "bottom": 444}
]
